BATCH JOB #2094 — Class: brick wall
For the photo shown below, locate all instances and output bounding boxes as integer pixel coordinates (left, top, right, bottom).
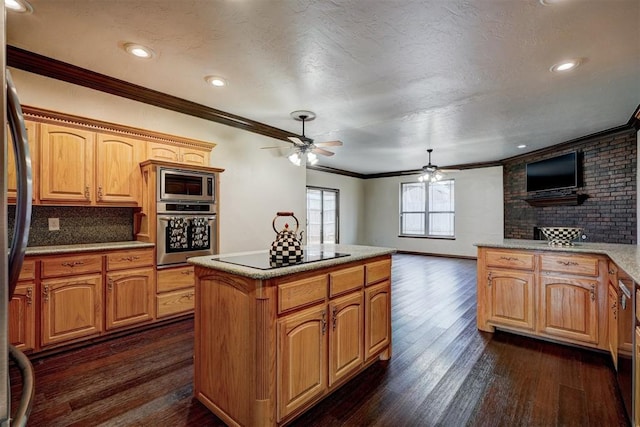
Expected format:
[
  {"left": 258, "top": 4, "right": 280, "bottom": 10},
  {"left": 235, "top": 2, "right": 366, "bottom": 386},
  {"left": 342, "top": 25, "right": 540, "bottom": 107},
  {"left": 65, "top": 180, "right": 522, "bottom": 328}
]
[{"left": 503, "top": 130, "right": 637, "bottom": 243}]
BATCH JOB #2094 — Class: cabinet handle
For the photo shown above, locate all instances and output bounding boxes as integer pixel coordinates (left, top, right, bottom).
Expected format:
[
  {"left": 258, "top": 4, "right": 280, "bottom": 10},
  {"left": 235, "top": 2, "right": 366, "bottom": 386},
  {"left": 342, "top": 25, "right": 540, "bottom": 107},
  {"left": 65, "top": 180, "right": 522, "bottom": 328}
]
[
  {"left": 590, "top": 285, "right": 596, "bottom": 301},
  {"left": 609, "top": 269, "right": 616, "bottom": 275},
  {"left": 43, "top": 285, "right": 49, "bottom": 303},
  {"left": 487, "top": 272, "right": 492, "bottom": 287},
  {"left": 26, "top": 287, "right": 33, "bottom": 306},
  {"left": 557, "top": 260, "right": 579, "bottom": 267},
  {"left": 119, "top": 256, "right": 140, "bottom": 262},
  {"left": 97, "top": 186, "right": 103, "bottom": 200},
  {"left": 108, "top": 278, "right": 114, "bottom": 291},
  {"left": 321, "top": 310, "right": 327, "bottom": 335},
  {"left": 61, "top": 261, "right": 85, "bottom": 267},
  {"left": 181, "top": 270, "right": 193, "bottom": 275},
  {"left": 332, "top": 306, "right": 337, "bottom": 331},
  {"left": 84, "top": 185, "right": 90, "bottom": 200},
  {"left": 499, "top": 256, "right": 518, "bottom": 262}
]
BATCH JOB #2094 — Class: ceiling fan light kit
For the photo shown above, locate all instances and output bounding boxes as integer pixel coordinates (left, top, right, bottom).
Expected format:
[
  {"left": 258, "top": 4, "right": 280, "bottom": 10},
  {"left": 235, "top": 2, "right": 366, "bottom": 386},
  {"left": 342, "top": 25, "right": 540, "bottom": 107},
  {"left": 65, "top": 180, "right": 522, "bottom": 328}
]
[{"left": 417, "top": 149, "right": 447, "bottom": 182}]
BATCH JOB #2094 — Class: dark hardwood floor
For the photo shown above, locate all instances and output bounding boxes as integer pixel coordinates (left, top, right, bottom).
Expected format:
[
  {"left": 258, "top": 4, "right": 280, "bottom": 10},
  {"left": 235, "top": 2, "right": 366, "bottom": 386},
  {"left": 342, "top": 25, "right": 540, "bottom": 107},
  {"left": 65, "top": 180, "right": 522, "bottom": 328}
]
[{"left": 10, "top": 254, "right": 629, "bottom": 426}]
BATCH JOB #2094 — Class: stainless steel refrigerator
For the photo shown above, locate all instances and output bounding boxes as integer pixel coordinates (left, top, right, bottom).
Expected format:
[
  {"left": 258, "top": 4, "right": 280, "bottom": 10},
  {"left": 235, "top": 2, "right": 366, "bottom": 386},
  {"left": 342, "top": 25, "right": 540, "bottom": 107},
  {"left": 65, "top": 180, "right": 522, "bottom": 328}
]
[{"left": 2, "top": 7, "right": 34, "bottom": 426}]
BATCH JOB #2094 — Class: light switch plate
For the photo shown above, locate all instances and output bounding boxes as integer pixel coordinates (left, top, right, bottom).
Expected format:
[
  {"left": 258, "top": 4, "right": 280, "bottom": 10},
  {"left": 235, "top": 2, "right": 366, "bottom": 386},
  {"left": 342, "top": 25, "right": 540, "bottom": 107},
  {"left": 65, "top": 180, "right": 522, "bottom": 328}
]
[{"left": 48, "top": 218, "right": 60, "bottom": 231}]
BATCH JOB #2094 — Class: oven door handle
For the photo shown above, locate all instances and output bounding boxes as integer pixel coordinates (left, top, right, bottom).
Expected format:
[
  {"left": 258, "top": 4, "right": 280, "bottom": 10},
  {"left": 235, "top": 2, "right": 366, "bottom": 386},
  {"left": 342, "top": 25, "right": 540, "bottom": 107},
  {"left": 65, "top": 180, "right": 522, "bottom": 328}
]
[{"left": 158, "top": 216, "right": 216, "bottom": 221}]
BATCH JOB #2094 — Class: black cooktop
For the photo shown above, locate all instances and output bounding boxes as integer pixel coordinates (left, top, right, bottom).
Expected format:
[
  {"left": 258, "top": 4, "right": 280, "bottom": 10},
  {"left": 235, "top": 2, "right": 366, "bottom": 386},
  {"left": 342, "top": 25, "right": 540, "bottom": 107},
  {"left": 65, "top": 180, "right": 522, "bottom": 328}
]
[{"left": 215, "top": 250, "right": 350, "bottom": 270}]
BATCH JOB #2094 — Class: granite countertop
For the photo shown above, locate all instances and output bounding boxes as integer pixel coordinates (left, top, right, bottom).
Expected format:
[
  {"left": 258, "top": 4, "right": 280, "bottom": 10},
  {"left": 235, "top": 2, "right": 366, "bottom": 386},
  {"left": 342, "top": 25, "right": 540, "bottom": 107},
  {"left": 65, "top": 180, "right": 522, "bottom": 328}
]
[
  {"left": 475, "top": 239, "right": 640, "bottom": 284},
  {"left": 25, "top": 241, "right": 155, "bottom": 256},
  {"left": 188, "top": 244, "right": 396, "bottom": 280}
]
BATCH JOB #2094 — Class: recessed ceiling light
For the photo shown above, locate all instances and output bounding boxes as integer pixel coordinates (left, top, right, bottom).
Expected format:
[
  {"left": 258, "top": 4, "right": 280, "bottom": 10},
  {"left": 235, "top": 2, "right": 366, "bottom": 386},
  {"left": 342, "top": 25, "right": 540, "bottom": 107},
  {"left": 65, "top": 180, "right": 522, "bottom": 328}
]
[
  {"left": 550, "top": 59, "right": 581, "bottom": 73},
  {"left": 5, "top": 0, "right": 33, "bottom": 13},
  {"left": 123, "top": 43, "right": 155, "bottom": 59},
  {"left": 518, "top": 144, "right": 527, "bottom": 149},
  {"left": 205, "top": 76, "right": 227, "bottom": 87}
]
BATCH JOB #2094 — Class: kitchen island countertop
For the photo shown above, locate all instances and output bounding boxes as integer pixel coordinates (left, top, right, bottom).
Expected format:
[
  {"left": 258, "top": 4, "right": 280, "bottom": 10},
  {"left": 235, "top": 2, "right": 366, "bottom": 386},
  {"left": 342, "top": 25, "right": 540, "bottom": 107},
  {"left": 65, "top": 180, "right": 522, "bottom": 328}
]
[
  {"left": 188, "top": 244, "right": 396, "bottom": 279},
  {"left": 475, "top": 239, "right": 640, "bottom": 283}
]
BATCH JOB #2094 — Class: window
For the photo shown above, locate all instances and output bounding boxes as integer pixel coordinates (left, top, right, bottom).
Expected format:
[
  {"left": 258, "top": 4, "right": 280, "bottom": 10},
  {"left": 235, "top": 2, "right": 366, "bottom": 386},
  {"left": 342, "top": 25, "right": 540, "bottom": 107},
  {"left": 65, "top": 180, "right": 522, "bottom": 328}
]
[
  {"left": 306, "top": 187, "right": 339, "bottom": 244},
  {"left": 400, "top": 180, "right": 455, "bottom": 237}
]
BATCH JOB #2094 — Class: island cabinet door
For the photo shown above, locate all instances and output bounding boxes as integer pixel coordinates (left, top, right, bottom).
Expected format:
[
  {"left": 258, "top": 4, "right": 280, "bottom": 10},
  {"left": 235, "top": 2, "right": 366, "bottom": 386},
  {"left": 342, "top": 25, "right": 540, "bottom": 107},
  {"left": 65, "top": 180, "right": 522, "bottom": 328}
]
[
  {"left": 364, "top": 280, "right": 391, "bottom": 361},
  {"left": 277, "top": 305, "right": 327, "bottom": 422},
  {"left": 329, "top": 292, "right": 364, "bottom": 387},
  {"left": 485, "top": 268, "right": 535, "bottom": 331},
  {"left": 537, "top": 275, "right": 599, "bottom": 345}
]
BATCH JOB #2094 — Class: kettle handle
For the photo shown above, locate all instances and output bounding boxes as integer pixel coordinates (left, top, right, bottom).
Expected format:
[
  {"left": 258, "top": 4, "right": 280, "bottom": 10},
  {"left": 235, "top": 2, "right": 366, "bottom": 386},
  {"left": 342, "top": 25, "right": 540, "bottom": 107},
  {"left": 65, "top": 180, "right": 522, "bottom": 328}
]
[{"left": 272, "top": 212, "right": 299, "bottom": 234}]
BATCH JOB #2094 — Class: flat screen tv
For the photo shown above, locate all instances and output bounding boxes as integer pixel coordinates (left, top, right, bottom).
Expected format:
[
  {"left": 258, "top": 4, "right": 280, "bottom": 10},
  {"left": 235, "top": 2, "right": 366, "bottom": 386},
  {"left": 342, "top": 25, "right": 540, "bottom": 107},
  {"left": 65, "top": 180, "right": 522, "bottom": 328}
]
[{"left": 526, "top": 151, "right": 578, "bottom": 192}]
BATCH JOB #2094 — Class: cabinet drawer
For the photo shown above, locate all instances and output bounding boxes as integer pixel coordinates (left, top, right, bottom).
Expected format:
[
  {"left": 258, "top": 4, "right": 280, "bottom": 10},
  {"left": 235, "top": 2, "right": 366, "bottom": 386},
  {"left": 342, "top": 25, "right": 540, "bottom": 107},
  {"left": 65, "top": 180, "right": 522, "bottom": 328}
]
[
  {"left": 19, "top": 259, "right": 36, "bottom": 281},
  {"left": 366, "top": 258, "right": 391, "bottom": 285},
  {"left": 540, "top": 254, "right": 599, "bottom": 276},
  {"left": 41, "top": 254, "right": 102, "bottom": 278},
  {"left": 330, "top": 266, "right": 364, "bottom": 297},
  {"left": 278, "top": 275, "right": 328, "bottom": 314},
  {"left": 156, "top": 288, "right": 195, "bottom": 318},
  {"left": 106, "top": 249, "right": 154, "bottom": 271},
  {"left": 157, "top": 266, "right": 195, "bottom": 292},
  {"left": 636, "top": 290, "right": 640, "bottom": 323},
  {"left": 485, "top": 250, "right": 534, "bottom": 271}
]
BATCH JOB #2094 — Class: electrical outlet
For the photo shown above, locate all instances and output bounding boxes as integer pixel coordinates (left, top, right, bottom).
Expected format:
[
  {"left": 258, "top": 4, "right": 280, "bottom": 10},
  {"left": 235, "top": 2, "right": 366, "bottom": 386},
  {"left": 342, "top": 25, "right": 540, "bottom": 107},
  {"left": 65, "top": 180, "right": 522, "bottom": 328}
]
[{"left": 48, "top": 218, "right": 60, "bottom": 231}]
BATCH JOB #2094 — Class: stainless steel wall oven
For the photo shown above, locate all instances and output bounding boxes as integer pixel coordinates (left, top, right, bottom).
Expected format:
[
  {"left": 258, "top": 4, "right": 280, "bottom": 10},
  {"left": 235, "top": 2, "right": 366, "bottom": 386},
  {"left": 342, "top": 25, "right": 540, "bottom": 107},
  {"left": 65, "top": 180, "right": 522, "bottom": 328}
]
[{"left": 156, "top": 202, "right": 217, "bottom": 267}]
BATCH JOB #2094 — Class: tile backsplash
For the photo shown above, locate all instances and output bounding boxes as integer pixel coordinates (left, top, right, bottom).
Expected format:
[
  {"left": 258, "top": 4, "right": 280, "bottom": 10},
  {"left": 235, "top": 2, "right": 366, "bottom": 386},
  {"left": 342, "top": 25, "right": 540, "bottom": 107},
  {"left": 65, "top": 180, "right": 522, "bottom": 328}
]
[{"left": 8, "top": 205, "right": 134, "bottom": 246}]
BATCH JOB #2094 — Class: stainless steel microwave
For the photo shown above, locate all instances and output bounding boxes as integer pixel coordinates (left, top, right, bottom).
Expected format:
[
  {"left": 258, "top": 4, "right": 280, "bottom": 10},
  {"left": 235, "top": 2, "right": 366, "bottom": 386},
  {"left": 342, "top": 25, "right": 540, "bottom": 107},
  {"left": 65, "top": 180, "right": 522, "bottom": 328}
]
[{"left": 158, "top": 167, "right": 215, "bottom": 203}]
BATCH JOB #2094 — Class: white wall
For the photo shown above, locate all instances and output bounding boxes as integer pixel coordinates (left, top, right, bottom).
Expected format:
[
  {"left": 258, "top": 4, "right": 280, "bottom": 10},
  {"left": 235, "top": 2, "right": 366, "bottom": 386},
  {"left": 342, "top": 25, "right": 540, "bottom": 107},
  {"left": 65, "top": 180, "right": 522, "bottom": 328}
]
[
  {"left": 362, "top": 166, "right": 504, "bottom": 257},
  {"left": 305, "top": 169, "right": 365, "bottom": 244},
  {"left": 12, "top": 69, "right": 306, "bottom": 253}
]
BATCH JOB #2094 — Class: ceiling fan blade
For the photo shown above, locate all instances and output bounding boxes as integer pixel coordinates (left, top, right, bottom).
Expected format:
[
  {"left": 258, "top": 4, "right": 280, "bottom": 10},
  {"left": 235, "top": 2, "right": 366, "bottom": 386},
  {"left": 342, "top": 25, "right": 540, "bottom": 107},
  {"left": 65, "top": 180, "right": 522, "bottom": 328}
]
[
  {"left": 260, "top": 145, "right": 287, "bottom": 149},
  {"left": 314, "top": 140, "right": 343, "bottom": 147},
  {"left": 312, "top": 147, "right": 335, "bottom": 157},
  {"left": 288, "top": 136, "right": 306, "bottom": 146},
  {"left": 439, "top": 168, "right": 460, "bottom": 172}
]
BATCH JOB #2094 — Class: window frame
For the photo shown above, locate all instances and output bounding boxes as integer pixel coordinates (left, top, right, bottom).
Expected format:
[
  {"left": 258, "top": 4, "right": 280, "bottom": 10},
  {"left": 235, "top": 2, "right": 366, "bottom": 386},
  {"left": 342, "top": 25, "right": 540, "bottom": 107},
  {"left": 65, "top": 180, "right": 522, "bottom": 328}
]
[
  {"left": 399, "top": 179, "right": 455, "bottom": 239},
  {"left": 306, "top": 186, "right": 340, "bottom": 244}
]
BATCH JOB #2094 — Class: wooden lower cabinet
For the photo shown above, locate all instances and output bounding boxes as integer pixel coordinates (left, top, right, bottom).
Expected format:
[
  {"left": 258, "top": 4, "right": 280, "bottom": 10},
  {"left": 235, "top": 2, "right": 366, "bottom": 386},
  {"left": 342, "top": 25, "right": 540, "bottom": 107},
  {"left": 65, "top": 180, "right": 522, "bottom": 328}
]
[
  {"left": 365, "top": 280, "right": 391, "bottom": 360},
  {"left": 9, "top": 282, "right": 36, "bottom": 351},
  {"left": 41, "top": 273, "right": 103, "bottom": 346},
  {"left": 194, "top": 254, "right": 392, "bottom": 426},
  {"left": 106, "top": 267, "right": 154, "bottom": 330},
  {"left": 156, "top": 265, "right": 196, "bottom": 318},
  {"left": 277, "top": 305, "right": 327, "bottom": 421},
  {"left": 635, "top": 326, "right": 640, "bottom": 427},
  {"left": 609, "top": 284, "right": 619, "bottom": 368},
  {"left": 537, "top": 274, "right": 599, "bottom": 345},
  {"left": 486, "top": 269, "right": 535, "bottom": 331}
]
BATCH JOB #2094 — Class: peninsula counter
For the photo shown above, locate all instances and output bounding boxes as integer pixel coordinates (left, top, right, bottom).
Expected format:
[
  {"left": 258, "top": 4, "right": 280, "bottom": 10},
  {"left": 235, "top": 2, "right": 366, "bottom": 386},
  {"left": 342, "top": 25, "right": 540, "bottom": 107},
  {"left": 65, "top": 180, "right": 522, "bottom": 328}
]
[{"left": 188, "top": 244, "right": 395, "bottom": 426}]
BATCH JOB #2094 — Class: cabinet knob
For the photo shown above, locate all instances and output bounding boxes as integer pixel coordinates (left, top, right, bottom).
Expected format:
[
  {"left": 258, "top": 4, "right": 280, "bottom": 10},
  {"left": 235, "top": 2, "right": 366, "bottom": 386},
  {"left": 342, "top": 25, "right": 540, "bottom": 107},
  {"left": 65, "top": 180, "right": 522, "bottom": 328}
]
[
  {"left": 590, "top": 284, "right": 596, "bottom": 302},
  {"left": 321, "top": 310, "right": 327, "bottom": 335},
  {"left": 332, "top": 306, "right": 338, "bottom": 331},
  {"left": 108, "top": 278, "right": 114, "bottom": 291},
  {"left": 84, "top": 185, "right": 90, "bottom": 200},
  {"left": 97, "top": 186, "right": 103, "bottom": 200},
  {"left": 43, "top": 285, "right": 49, "bottom": 303},
  {"left": 487, "top": 272, "right": 492, "bottom": 287},
  {"left": 26, "top": 287, "right": 33, "bottom": 306}
]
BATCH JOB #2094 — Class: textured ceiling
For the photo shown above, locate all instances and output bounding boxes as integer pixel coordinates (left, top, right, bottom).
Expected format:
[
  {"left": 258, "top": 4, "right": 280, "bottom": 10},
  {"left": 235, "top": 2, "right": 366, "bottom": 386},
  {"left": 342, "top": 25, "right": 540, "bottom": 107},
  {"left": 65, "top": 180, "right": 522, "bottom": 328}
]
[{"left": 6, "top": 0, "right": 640, "bottom": 174}]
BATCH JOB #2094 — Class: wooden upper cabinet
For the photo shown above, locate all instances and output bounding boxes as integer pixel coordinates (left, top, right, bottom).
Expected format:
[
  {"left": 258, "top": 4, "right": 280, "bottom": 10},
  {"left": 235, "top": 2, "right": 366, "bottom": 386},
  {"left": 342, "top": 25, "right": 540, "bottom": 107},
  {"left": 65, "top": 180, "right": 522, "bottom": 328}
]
[
  {"left": 147, "top": 141, "right": 210, "bottom": 166},
  {"left": 95, "top": 134, "right": 143, "bottom": 205},
  {"left": 7, "top": 120, "right": 38, "bottom": 202},
  {"left": 40, "top": 124, "right": 94, "bottom": 203}
]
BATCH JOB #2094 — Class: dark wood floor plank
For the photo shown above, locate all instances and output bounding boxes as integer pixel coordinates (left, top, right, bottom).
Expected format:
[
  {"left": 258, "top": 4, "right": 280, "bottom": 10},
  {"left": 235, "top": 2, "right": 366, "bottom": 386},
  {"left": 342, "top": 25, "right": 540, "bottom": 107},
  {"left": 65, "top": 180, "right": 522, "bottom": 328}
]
[{"left": 8, "top": 254, "right": 627, "bottom": 426}]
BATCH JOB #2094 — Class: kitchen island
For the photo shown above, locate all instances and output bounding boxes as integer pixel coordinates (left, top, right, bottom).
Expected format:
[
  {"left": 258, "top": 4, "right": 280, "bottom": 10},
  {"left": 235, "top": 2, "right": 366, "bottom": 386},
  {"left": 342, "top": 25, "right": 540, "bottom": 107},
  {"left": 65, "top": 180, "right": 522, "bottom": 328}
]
[{"left": 188, "top": 244, "right": 395, "bottom": 427}]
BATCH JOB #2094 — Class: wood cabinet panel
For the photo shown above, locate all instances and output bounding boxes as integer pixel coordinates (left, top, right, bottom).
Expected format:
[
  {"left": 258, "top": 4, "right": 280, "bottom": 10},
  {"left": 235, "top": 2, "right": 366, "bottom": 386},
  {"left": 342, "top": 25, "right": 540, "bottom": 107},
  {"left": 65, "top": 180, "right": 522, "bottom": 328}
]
[
  {"left": 95, "top": 134, "right": 143, "bottom": 204},
  {"left": 277, "top": 305, "right": 327, "bottom": 421},
  {"left": 486, "top": 250, "right": 535, "bottom": 271},
  {"left": 147, "top": 142, "right": 210, "bottom": 166},
  {"left": 157, "top": 265, "right": 195, "bottom": 292},
  {"left": 278, "top": 275, "right": 328, "bottom": 314},
  {"left": 181, "top": 147, "right": 210, "bottom": 166},
  {"left": 41, "top": 254, "right": 102, "bottom": 278},
  {"left": 106, "top": 248, "right": 154, "bottom": 271},
  {"left": 7, "top": 120, "right": 37, "bottom": 201},
  {"left": 538, "top": 275, "right": 599, "bottom": 344},
  {"left": 365, "top": 280, "right": 391, "bottom": 361},
  {"left": 486, "top": 269, "right": 535, "bottom": 330},
  {"left": 106, "top": 267, "right": 154, "bottom": 330},
  {"left": 365, "top": 259, "right": 391, "bottom": 285},
  {"left": 608, "top": 284, "right": 618, "bottom": 369},
  {"left": 329, "top": 292, "right": 363, "bottom": 387},
  {"left": 18, "top": 259, "right": 36, "bottom": 281},
  {"left": 9, "top": 283, "right": 36, "bottom": 351},
  {"left": 40, "top": 124, "right": 94, "bottom": 203},
  {"left": 540, "top": 254, "right": 599, "bottom": 277},
  {"left": 157, "top": 288, "right": 195, "bottom": 318},
  {"left": 41, "top": 273, "right": 103, "bottom": 346},
  {"left": 329, "top": 266, "right": 364, "bottom": 297}
]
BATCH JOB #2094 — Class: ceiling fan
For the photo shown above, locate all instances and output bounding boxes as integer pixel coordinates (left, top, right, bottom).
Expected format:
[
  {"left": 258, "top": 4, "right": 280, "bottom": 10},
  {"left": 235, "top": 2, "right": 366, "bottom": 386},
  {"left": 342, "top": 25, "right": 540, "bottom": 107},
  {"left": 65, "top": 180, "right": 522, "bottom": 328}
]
[
  {"left": 417, "top": 149, "right": 458, "bottom": 182},
  {"left": 262, "top": 110, "right": 343, "bottom": 166}
]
